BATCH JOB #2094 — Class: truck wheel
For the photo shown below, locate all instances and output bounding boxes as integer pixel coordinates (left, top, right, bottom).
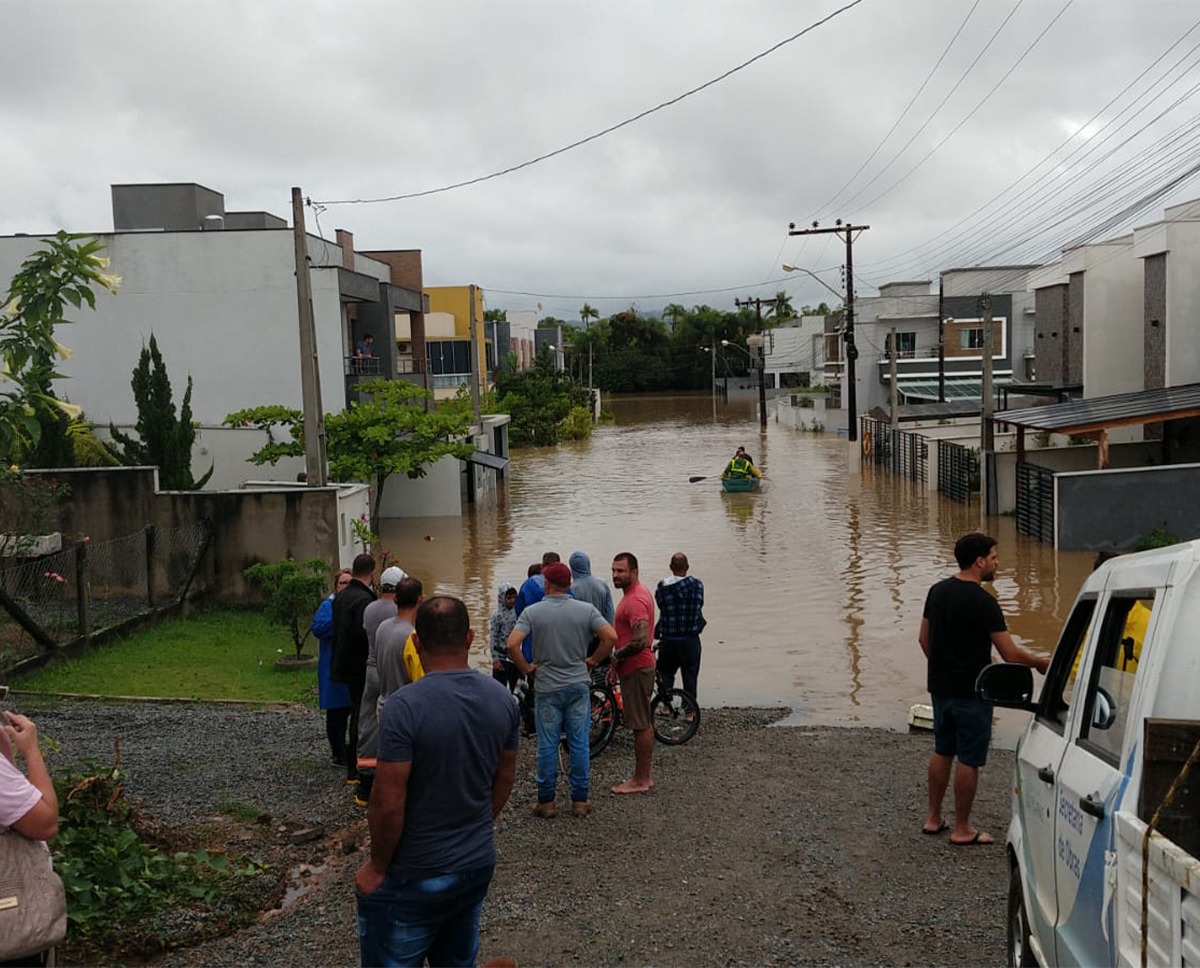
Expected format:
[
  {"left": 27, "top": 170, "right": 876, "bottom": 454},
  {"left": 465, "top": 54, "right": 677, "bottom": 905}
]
[{"left": 1007, "top": 864, "right": 1036, "bottom": 967}]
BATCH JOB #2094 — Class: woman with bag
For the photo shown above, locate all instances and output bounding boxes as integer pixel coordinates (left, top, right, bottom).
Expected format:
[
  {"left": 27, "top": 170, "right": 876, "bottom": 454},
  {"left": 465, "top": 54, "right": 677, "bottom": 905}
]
[{"left": 1, "top": 708, "right": 64, "bottom": 967}]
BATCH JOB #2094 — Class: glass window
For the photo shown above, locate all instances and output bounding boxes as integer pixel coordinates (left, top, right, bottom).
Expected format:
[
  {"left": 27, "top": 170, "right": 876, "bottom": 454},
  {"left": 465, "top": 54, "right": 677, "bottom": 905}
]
[
  {"left": 961, "top": 328, "right": 984, "bottom": 350},
  {"left": 1078, "top": 595, "right": 1153, "bottom": 765},
  {"left": 895, "top": 332, "right": 917, "bottom": 355},
  {"left": 1038, "top": 597, "right": 1097, "bottom": 732}
]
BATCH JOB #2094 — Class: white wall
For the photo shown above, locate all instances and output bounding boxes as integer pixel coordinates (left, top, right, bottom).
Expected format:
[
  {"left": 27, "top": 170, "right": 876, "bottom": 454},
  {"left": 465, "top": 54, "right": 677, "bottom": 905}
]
[
  {"left": 1064, "top": 237, "right": 1144, "bottom": 397},
  {"left": 0, "top": 230, "right": 348, "bottom": 427}
]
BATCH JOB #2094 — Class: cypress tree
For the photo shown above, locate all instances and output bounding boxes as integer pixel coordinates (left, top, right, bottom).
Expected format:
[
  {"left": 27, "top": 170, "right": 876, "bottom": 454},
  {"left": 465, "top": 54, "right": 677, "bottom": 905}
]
[{"left": 110, "top": 334, "right": 212, "bottom": 489}]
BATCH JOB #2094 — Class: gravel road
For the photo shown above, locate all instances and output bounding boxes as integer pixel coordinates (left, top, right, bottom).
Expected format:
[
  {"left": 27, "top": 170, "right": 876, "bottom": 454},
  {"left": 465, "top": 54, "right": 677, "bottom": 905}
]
[{"left": 24, "top": 698, "right": 1016, "bottom": 967}]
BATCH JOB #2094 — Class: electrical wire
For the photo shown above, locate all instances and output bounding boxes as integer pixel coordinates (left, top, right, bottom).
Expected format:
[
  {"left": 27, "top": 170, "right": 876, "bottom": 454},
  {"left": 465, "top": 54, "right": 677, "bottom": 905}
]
[
  {"left": 312, "top": 0, "right": 864, "bottom": 207},
  {"left": 815, "top": 0, "right": 981, "bottom": 219},
  {"left": 862, "top": 17, "right": 1200, "bottom": 274},
  {"left": 832, "top": 0, "right": 1026, "bottom": 215},
  {"left": 849, "top": 0, "right": 1074, "bottom": 215}
]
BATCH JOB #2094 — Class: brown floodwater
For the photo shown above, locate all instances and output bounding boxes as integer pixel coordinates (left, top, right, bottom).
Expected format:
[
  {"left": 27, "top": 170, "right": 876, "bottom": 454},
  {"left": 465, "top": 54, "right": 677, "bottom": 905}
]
[{"left": 381, "top": 393, "right": 1095, "bottom": 744}]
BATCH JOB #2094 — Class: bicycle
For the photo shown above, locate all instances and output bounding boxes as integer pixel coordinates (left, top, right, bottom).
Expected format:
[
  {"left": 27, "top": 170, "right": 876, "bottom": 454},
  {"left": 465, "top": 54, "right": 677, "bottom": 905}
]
[{"left": 588, "top": 648, "right": 700, "bottom": 756}]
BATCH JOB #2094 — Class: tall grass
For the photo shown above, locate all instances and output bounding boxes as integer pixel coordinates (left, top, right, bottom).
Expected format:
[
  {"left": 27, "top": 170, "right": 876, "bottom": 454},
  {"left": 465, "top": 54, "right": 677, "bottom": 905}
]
[{"left": 15, "top": 609, "right": 317, "bottom": 704}]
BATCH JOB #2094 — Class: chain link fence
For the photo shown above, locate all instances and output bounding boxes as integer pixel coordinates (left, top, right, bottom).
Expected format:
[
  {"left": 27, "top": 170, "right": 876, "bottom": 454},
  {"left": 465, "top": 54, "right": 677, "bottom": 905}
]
[{"left": 0, "top": 521, "right": 211, "bottom": 674}]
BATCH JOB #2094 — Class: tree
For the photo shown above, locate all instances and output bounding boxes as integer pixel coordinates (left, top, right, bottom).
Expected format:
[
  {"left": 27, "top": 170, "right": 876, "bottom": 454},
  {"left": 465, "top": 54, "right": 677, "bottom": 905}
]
[
  {"left": 243, "top": 557, "right": 328, "bottom": 659},
  {"left": 769, "top": 291, "right": 796, "bottom": 321},
  {"left": 109, "top": 334, "right": 212, "bottom": 489},
  {"left": 496, "top": 353, "right": 592, "bottom": 446},
  {"left": 0, "top": 232, "right": 120, "bottom": 465},
  {"left": 225, "top": 379, "right": 473, "bottom": 527},
  {"left": 483, "top": 308, "right": 507, "bottom": 324},
  {"left": 579, "top": 303, "right": 599, "bottom": 330}
]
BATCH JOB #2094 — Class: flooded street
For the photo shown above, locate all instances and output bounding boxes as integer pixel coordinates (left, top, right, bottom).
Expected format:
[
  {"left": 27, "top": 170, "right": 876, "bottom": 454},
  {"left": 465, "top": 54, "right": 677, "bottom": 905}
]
[{"left": 383, "top": 394, "right": 1095, "bottom": 743}]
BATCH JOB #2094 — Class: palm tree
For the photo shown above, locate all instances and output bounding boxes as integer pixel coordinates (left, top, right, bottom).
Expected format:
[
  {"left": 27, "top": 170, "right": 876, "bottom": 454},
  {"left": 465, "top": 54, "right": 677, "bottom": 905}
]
[
  {"left": 662, "top": 303, "right": 688, "bottom": 332},
  {"left": 769, "top": 291, "right": 796, "bottom": 321}
]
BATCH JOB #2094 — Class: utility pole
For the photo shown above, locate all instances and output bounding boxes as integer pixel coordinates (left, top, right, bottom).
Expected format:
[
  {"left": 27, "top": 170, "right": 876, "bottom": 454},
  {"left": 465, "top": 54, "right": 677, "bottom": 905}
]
[
  {"left": 889, "top": 326, "right": 899, "bottom": 428},
  {"left": 980, "top": 292, "right": 997, "bottom": 516},
  {"left": 291, "top": 188, "right": 327, "bottom": 486},
  {"left": 937, "top": 273, "right": 946, "bottom": 404},
  {"left": 734, "top": 296, "right": 774, "bottom": 431},
  {"left": 467, "top": 284, "right": 482, "bottom": 427},
  {"left": 787, "top": 221, "right": 869, "bottom": 442}
]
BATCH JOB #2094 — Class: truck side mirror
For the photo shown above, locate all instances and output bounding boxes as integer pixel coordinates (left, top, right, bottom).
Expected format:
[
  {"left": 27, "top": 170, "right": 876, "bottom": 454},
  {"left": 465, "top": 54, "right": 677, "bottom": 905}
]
[
  {"left": 1091, "top": 686, "right": 1117, "bottom": 730},
  {"left": 976, "top": 663, "right": 1037, "bottom": 710}
]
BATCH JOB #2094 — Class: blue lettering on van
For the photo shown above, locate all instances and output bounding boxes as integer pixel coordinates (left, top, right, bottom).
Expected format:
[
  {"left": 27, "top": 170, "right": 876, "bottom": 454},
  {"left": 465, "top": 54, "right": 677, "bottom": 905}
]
[
  {"left": 1057, "top": 834, "right": 1082, "bottom": 880},
  {"left": 1058, "top": 792, "right": 1085, "bottom": 834}
]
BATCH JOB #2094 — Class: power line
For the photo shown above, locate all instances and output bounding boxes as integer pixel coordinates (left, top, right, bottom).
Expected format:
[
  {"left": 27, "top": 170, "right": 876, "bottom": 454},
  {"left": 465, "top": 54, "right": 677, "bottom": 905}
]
[
  {"left": 312, "top": 0, "right": 864, "bottom": 207},
  {"left": 849, "top": 0, "right": 1074, "bottom": 215},
  {"left": 814, "top": 0, "right": 981, "bottom": 218},
  {"left": 832, "top": 0, "right": 1026, "bottom": 215},
  {"left": 861, "top": 17, "right": 1200, "bottom": 274}
]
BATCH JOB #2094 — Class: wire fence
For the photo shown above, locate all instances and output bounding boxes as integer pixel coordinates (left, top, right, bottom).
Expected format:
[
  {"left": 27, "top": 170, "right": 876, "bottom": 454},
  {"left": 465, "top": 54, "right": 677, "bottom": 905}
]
[{"left": 0, "top": 521, "right": 211, "bottom": 674}]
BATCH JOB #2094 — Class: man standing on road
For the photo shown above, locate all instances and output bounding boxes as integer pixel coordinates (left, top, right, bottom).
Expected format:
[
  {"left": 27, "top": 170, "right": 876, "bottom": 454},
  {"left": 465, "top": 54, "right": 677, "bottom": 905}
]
[
  {"left": 507, "top": 562, "right": 616, "bottom": 819},
  {"left": 610, "top": 552, "right": 656, "bottom": 795},
  {"left": 355, "top": 565, "right": 406, "bottom": 807},
  {"left": 654, "top": 552, "right": 706, "bottom": 701},
  {"left": 331, "top": 553, "right": 376, "bottom": 790},
  {"left": 376, "top": 576, "right": 423, "bottom": 704},
  {"left": 919, "top": 532, "right": 1050, "bottom": 845},
  {"left": 356, "top": 596, "right": 519, "bottom": 967}
]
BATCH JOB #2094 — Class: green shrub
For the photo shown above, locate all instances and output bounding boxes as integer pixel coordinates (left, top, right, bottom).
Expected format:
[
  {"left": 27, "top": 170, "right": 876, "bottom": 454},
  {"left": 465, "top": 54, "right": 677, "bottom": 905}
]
[
  {"left": 558, "top": 405, "right": 593, "bottom": 441},
  {"left": 1135, "top": 527, "right": 1180, "bottom": 551},
  {"left": 243, "top": 557, "right": 328, "bottom": 658},
  {"left": 52, "top": 760, "right": 269, "bottom": 956}
]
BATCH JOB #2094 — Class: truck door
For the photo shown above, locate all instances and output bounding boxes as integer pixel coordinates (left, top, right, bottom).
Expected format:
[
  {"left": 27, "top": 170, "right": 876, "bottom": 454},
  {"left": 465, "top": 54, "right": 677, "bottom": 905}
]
[
  {"left": 1054, "top": 590, "right": 1158, "bottom": 967},
  {"left": 1015, "top": 596, "right": 1098, "bottom": 964}
]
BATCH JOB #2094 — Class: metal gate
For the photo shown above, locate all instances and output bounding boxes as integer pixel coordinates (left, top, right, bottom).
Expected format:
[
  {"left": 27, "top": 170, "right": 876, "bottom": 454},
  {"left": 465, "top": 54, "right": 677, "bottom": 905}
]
[
  {"left": 937, "top": 440, "right": 979, "bottom": 505},
  {"left": 1016, "top": 462, "right": 1056, "bottom": 544},
  {"left": 860, "top": 417, "right": 928, "bottom": 484}
]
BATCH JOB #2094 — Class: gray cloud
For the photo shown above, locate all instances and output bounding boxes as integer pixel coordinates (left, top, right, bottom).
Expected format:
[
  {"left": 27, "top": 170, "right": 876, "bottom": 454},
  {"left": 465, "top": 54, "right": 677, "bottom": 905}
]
[{"left": 4, "top": 0, "right": 1199, "bottom": 319}]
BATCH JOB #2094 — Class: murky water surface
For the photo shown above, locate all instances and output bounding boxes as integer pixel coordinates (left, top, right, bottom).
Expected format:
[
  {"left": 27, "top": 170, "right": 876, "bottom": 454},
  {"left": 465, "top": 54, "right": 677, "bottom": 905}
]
[{"left": 381, "top": 394, "right": 1094, "bottom": 744}]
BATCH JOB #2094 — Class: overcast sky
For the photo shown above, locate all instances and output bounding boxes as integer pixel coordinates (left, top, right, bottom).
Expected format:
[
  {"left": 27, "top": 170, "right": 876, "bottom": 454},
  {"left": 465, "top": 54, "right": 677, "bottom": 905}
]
[{"left": 5, "top": 0, "right": 1200, "bottom": 320}]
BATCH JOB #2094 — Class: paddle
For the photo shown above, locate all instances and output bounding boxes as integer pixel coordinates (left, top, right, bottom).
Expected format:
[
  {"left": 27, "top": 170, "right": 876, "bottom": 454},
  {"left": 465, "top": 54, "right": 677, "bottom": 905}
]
[{"left": 688, "top": 476, "right": 708, "bottom": 483}]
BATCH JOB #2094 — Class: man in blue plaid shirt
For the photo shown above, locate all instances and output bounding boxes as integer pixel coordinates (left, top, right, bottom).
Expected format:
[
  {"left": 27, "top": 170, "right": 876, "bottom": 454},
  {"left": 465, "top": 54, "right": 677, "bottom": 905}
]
[{"left": 654, "top": 553, "right": 706, "bottom": 701}]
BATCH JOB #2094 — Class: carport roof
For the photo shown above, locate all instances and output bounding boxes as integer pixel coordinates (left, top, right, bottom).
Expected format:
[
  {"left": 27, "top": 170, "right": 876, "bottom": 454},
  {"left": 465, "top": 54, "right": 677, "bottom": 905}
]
[{"left": 996, "top": 383, "right": 1200, "bottom": 433}]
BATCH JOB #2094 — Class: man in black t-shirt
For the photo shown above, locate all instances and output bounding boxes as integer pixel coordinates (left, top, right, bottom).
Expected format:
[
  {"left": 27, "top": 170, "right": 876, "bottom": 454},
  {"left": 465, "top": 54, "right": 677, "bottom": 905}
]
[{"left": 919, "top": 533, "right": 1049, "bottom": 846}]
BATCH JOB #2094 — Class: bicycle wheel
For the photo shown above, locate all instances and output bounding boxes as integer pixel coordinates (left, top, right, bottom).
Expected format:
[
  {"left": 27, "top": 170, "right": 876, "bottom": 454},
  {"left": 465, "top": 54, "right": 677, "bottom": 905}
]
[
  {"left": 652, "top": 689, "right": 700, "bottom": 745},
  {"left": 589, "top": 684, "right": 617, "bottom": 756}
]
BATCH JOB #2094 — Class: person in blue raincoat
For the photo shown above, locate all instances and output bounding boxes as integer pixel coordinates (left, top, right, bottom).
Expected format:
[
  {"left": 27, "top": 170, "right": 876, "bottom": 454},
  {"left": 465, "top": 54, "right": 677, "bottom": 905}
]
[{"left": 311, "top": 568, "right": 353, "bottom": 765}]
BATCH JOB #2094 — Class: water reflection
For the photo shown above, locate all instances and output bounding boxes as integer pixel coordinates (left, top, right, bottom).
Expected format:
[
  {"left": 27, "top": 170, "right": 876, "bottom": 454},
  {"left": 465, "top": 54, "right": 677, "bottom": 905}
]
[{"left": 381, "top": 393, "right": 1094, "bottom": 741}]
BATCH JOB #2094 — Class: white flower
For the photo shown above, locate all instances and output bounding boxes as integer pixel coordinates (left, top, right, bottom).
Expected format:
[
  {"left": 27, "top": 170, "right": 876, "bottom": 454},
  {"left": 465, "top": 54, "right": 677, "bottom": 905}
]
[
  {"left": 52, "top": 399, "right": 82, "bottom": 420},
  {"left": 53, "top": 340, "right": 73, "bottom": 360},
  {"left": 97, "top": 272, "right": 121, "bottom": 294},
  {"left": 86, "top": 254, "right": 111, "bottom": 269}
]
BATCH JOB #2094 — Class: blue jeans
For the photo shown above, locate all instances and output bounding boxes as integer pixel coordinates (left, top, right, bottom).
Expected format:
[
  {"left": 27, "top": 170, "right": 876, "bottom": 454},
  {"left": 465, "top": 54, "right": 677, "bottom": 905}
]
[
  {"left": 534, "top": 681, "right": 590, "bottom": 803},
  {"left": 356, "top": 864, "right": 494, "bottom": 967}
]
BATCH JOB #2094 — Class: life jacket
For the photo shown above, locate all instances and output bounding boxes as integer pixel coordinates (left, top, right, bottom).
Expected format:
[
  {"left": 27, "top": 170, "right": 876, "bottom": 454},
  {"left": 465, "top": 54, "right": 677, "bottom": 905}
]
[{"left": 727, "top": 457, "right": 751, "bottom": 478}]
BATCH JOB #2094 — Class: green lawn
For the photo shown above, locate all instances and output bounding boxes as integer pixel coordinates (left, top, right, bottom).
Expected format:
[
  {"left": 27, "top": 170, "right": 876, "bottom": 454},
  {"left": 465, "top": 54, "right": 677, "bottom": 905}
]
[{"left": 15, "top": 609, "right": 318, "bottom": 704}]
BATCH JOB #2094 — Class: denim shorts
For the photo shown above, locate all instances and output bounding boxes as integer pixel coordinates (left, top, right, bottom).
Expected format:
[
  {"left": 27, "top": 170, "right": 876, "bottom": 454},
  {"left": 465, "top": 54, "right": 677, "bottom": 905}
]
[
  {"left": 931, "top": 695, "right": 992, "bottom": 768},
  {"left": 356, "top": 863, "right": 494, "bottom": 967}
]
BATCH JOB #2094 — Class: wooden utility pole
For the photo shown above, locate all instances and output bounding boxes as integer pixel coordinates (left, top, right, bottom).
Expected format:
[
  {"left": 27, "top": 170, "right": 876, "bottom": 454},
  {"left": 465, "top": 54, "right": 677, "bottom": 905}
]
[
  {"left": 468, "top": 284, "right": 482, "bottom": 427},
  {"left": 291, "top": 188, "right": 327, "bottom": 486},
  {"left": 734, "top": 296, "right": 774, "bottom": 430},
  {"left": 787, "top": 221, "right": 870, "bottom": 442}
]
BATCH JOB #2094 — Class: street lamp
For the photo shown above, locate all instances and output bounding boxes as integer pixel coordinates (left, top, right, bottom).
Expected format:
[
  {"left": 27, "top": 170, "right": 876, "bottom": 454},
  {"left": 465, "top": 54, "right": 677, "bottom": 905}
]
[{"left": 782, "top": 263, "right": 855, "bottom": 440}]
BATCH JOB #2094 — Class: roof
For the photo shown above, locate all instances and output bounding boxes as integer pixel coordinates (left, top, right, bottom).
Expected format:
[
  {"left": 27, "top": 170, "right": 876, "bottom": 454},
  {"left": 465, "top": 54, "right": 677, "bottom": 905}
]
[
  {"left": 996, "top": 383, "right": 1200, "bottom": 433},
  {"left": 867, "top": 402, "right": 981, "bottom": 423},
  {"left": 897, "top": 377, "right": 1013, "bottom": 402}
]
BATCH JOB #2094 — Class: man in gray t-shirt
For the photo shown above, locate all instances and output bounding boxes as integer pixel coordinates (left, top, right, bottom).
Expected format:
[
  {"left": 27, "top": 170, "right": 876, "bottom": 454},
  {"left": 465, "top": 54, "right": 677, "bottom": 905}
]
[
  {"left": 507, "top": 561, "right": 616, "bottom": 818},
  {"left": 376, "top": 577, "right": 423, "bottom": 717},
  {"left": 356, "top": 596, "right": 519, "bottom": 967},
  {"left": 354, "top": 566, "right": 405, "bottom": 807}
]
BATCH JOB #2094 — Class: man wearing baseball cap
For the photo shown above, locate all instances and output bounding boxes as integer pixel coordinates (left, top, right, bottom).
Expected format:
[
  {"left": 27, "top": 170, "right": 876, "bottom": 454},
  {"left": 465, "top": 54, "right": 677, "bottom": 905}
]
[
  {"left": 507, "top": 561, "right": 616, "bottom": 818},
  {"left": 355, "top": 564, "right": 407, "bottom": 806}
]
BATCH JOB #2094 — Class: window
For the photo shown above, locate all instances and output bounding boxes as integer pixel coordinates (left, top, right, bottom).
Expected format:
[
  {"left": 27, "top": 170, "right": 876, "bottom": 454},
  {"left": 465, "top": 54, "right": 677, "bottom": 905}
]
[
  {"left": 894, "top": 332, "right": 917, "bottom": 356},
  {"left": 426, "top": 340, "right": 473, "bottom": 376},
  {"left": 1038, "top": 597, "right": 1098, "bottom": 732},
  {"left": 961, "top": 328, "right": 984, "bottom": 350},
  {"left": 1078, "top": 594, "right": 1153, "bottom": 765}
]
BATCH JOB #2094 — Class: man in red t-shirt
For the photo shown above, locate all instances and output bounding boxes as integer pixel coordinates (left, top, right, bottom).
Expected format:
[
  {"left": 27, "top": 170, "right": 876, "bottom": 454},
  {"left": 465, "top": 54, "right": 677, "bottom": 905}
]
[{"left": 610, "top": 552, "right": 656, "bottom": 794}]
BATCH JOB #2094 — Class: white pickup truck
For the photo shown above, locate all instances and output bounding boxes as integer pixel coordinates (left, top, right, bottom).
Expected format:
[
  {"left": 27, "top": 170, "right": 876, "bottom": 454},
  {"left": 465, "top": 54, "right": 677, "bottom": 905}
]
[{"left": 978, "top": 539, "right": 1200, "bottom": 968}]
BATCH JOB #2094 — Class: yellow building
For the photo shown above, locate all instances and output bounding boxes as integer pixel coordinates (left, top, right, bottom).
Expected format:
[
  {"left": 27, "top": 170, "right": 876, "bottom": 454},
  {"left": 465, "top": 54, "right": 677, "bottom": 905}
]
[{"left": 393, "top": 284, "right": 489, "bottom": 400}]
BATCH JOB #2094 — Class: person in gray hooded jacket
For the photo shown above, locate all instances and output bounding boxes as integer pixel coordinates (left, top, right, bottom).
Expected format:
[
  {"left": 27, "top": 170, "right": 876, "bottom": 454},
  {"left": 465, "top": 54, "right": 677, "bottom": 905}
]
[
  {"left": 569, "top": 552, "right": 615, "bottom": 659},
  {"left": 489, "top": 582, "right": 520, "bottom": 692}
]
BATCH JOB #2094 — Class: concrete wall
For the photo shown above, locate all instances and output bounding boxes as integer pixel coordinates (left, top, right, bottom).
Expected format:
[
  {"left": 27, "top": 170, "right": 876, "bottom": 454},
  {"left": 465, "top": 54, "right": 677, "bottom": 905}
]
[
  {"left": 1143, "top": 252, "right": 1167, "bottom": 391},
  {"left": 1056, "top": 463, "right": 1200, "bottom": 551},
  {"left": 0, "top": 230, "right": 348, "bottom": 427},
  {"left": 1066, "top": 238, "right": 1145, "bottom": 397},
  {"left": 23, "top": 467, "right": 369, "bottom": 602}
]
